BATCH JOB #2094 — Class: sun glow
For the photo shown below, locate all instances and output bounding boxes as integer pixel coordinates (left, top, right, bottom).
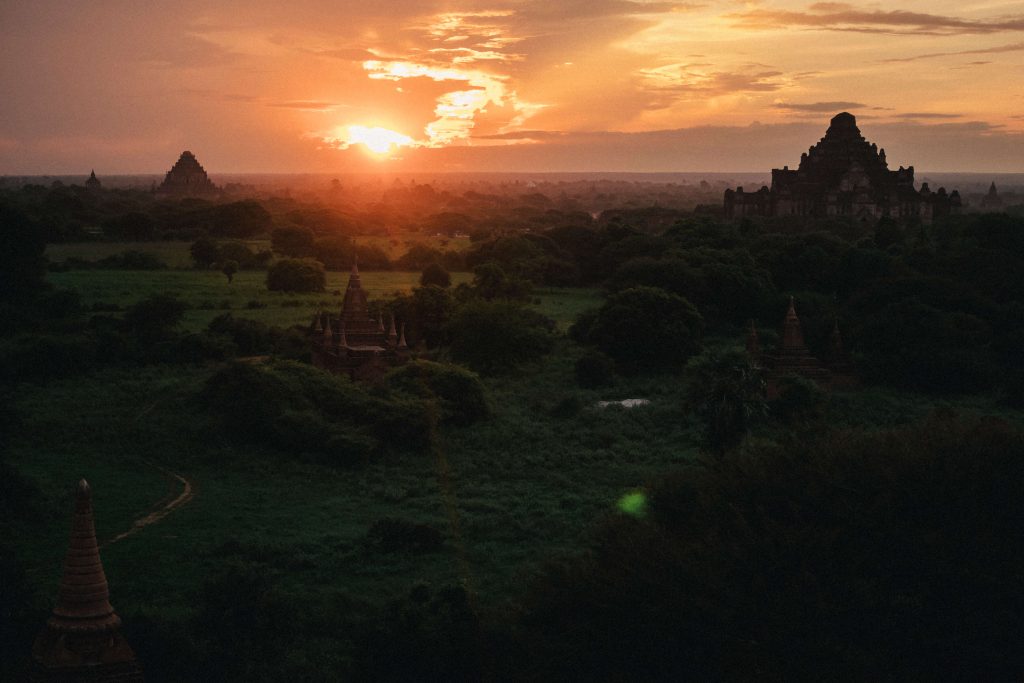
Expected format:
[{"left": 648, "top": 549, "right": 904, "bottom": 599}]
[{"left": 343, "top": 125, "right": 416, "bottom": 155}]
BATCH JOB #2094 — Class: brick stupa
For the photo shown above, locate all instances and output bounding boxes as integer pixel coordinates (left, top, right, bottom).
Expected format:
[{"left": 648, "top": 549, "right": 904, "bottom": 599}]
[
  {"left": 766, "top": 298, "right": 831, "bottom": 397},
  {"left": 31, "top": 480, "right": 143, "bottom": 682},
  {"left": 310, "top": 258, "right": 408, "bottom": 381},
  {"left": 156, "top": 150, "right": 216, "bottom": 197}
]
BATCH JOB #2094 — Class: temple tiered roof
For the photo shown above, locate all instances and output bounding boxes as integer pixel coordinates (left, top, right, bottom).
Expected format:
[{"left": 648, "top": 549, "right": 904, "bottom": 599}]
[
  {"left": 725, "top": 112, "right": 960, "bottom": 223},
  {"left": 156, "top": 150, "right": 216, "bottom": 196},
  {"left": 310, "top": 259, "right": 409, "bottom": 380}
]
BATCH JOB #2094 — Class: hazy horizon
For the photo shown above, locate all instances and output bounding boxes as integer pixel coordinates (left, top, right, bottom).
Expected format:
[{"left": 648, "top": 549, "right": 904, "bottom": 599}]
[{"left": 3, "top": 1, "right": 1024, "bottom": 174}]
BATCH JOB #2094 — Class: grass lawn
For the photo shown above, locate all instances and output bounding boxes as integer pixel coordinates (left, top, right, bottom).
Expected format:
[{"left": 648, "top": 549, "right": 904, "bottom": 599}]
[
  {"left": 7, "top": 342, "right": 701, "bottom": 619},
  {"left": 46, "top": 269, "right": 595, "bottom": 332},
  {"left": 47, "top": 269, "right": 474, "bottom": 331},
  {"left": 45, "top": 235, "right": 469, "bottom": 270}
]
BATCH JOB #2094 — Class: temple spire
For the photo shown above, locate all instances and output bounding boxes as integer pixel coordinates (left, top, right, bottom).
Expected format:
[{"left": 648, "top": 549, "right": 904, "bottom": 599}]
[
  {"left": 387, "top": 313, "right": 398, "bottom": 347},
  {"left": 398, "top": 322, "right": 408, "bottom": 350},
  {"left": 339, "top": 321, "right": 348, "bottom": 348},
  {"left": 32, "top": 480, "right": 142, "bottom": 680},
  {"left": 782, "top": 297, "right": 806, "bottom": 350}
]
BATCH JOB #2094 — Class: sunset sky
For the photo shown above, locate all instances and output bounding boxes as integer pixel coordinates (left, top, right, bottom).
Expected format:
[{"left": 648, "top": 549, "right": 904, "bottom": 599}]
[{"left": 2, "top": 0, "right": 1023, "bottom": 173}]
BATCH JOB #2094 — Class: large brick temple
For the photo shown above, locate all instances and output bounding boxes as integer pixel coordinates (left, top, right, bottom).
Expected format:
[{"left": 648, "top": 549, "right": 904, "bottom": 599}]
[
  {"left": 310, "top": 259, "right": 409, "bottom": 381},
  {"left": 725, "top": 112, "right": 961, "bottom": 223},
  {"left": 156, "top": 150, "right": 217, "bottom": 197}
]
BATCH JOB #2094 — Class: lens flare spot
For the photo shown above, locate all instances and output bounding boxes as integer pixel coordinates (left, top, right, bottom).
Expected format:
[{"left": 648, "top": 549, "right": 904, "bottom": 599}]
[{"left": 617, "top": 490, "right": 648, "bottom": 518}]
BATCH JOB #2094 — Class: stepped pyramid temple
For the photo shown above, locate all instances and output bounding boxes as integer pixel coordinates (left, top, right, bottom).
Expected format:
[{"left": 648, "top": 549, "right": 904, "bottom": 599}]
[
  {"left": 310, "top": 259, "right": 409, "bottom": 381},
  {"left": 156, "top": 150, "right": 217, "bottom": 197},
  {"left": 980, "top": 182, "right": 1004, "bottom": 211},
  {"left": 725, "top": 112, "right": 961, "bottom": 223},
  {"left": 31, "top": 480, "right": 143, "bottom": 682},
  {"left": 749, "top": 298, "right": 855, "bottom": 397}
]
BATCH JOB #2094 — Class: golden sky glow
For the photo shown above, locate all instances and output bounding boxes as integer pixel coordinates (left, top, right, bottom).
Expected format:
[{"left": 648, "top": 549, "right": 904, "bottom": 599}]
[{"left": 1, "top": 0, "right": 1023, "bottom": 172}]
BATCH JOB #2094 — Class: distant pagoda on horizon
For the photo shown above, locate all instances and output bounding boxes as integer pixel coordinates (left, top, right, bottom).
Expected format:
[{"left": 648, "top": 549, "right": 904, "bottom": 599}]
[
  {"left": 84, "top": 170, "right": 101, "bottom": 191},
  {"left": 156, "top": 150, "right": 217, "bottom": 197},
  {"left": 725, "top": 112, "right": 961, "bottom": 224}
]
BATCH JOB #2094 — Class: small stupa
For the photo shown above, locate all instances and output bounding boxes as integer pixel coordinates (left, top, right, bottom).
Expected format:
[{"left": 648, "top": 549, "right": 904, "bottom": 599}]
[
  {"left": 84, "top": 170, "right": 101, "bottom": 191},
  {"left": 31, "top": 480, "right": 143, "bottom": 682},
  {"left": 980, "top": 181, "right": 1004, "bottom": 211},
  {"left": 156, "top": 150, "right": 216, "bottom": 196},
  {"left": 765, "top": 298, "right": 831, "bottom": 397}
]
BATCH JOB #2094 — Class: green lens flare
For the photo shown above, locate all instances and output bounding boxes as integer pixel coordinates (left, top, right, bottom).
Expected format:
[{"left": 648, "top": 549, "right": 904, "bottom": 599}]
[{"left": 617, "top": 491, "right": 647, "bottom": 518}]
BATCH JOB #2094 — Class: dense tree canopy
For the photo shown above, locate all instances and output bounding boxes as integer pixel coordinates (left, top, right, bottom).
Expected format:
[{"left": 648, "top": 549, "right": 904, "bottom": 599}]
[{"left": 574, "top": 286, "right": 704, "bottom": 372}]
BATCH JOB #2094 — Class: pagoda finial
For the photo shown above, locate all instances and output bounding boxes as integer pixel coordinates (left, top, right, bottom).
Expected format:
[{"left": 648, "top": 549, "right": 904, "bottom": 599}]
[
  {"left": 32, "top": 480, "right": 143, "bottom": 679},
  {"left": 398, "top": 322, "right": 408, "bottom": 350},
  {"left": 377, "top": 311, "right": 385, "bottom": 333},
  {"left": 387, "top": 313, "right": 398, "bottom": 347},
  {"left": 782, "top": 297, "right": 806, "bottom": 350}
]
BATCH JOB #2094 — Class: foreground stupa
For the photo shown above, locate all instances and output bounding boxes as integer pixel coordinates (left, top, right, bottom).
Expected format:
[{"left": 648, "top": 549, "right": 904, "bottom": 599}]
[
  {"left": 31, "top": 480, "right": 143, "bottom": 682},
  {"left": 725, "top": 112, "right": 961, "bottom": 223},
  {"left": 156, "top": 150, "right": 217, "bottom": 197}
]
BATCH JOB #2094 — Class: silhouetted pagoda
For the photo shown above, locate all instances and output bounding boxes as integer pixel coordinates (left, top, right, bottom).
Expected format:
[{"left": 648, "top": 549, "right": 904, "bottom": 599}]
[
  {"left": 84, "top": 170, "right": 101, "bottom": 191},
  {"left": 156, "top": 150, "right": 216, "bottom": 197},
  {"left": 748, "top": 298, "right": 860, "bottom": 397},
  {"left": 31, "top": 480, "right": 143, "bottom": 682},
  {"left": 725, "top": 112, "right": 961, "bottom": 224},
  {"left": 980, "top": 182, "right": 1004, "bottom": 211},
  {"left": 310, "top": 258, "right": 408, "bottom": 381}
]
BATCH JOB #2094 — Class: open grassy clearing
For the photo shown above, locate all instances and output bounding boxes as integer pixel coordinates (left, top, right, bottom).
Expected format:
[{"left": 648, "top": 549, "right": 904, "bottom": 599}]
[
  {"left": 45, "top": 269, "right": 595, "bottom": 332},
  {"left": 7, "top": 342, "right": 701, "bottom": 620},
  {"left": 46, "top": 269, "right": 472, "bottom": 331},
  {"left": 45, "top": 234, "right": 470, "bottom": 269}
]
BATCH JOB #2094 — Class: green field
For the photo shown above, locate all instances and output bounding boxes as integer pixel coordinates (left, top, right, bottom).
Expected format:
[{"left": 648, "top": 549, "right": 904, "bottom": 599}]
[
  {"left": 46, "top": 269, "right": 473, "bottom": 330},
  {"left": 45, "top": 235, "right": 469, "bottom": 269},
  {"left": 46, "top": 269, "right": 597, "bottom": 332},
  {"left": 7, "top": 344, "right": 700, "bottom": 617}
]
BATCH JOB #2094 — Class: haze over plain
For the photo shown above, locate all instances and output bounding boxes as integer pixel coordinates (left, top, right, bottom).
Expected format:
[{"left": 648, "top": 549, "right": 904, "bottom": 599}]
[{"left": 2, "top": 0, "right": 1023, "bottom": 173}]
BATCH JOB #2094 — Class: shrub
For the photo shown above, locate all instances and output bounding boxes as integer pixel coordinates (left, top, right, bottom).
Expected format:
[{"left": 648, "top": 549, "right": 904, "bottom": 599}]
[
  {"left": 206, "top": 314, "right": 306, "bottom": 359},
  {"left": 124, "top": 294, "right": 186, "bottom": 343},
  {"left": 683, "top": 347, "right": 767, "bottom": 454},
  {"left": 420, "top": 262, "right": 451, "bottom": 288},
  {"left": 202, "top": 361, "right": 430, "bottom": 461},
  {"left": 266, "top": 258, "right": 326, "bottom": 293},
  {"left": 516, "top": 413, "right": 1024, "bottom": 680},
  {"left": 574, "top": 351, "right": 615, "bottom": 388},
  {"left": 385, "top": 360, "right": 490, "bottom": 425},
  {"left": 577, "top": 286, "right": 704, "bottom": 372},
  {"left": 447, "top": 301, "right": 554, "bottom": 374},
  {"left": 365, "top": 518, "right": 444, "bottom": 554}
]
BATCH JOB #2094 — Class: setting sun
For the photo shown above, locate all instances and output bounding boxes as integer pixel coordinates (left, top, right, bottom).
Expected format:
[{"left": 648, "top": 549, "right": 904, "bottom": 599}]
[{"left": 343, "top": 125, "right": 416, "bottom": 155}]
